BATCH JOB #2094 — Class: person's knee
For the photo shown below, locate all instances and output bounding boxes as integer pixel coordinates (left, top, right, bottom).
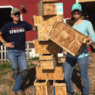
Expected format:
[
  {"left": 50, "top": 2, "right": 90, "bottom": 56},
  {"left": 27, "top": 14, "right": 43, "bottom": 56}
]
[
  {"left": 64, "top": 73, "right": 71, "bottom": 81},
  {"left": 20, "top": 69, "right": 28, "bottom": 80},
  {"left": 12, "top": 68, "right": 20, "bottom": 78}
]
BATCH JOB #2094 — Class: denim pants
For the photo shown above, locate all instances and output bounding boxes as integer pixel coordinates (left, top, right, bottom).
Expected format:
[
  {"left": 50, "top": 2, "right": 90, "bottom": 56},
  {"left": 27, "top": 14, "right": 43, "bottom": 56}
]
[
  {"left": 64, "top": 56, "right": 90, "bottom": 95},
  {"left": 7, "top": 49, "right": 27, "bottom": 92}
]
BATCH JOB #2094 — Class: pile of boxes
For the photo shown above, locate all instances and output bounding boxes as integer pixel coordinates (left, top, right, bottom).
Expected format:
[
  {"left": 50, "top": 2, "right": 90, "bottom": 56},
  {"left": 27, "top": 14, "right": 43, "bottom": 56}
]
[
  {"left": 33, "top": 0, "right": 67, "bottom": 95},
  {"left": 33, "top": 0, "right": 88, "bottom": 95}
]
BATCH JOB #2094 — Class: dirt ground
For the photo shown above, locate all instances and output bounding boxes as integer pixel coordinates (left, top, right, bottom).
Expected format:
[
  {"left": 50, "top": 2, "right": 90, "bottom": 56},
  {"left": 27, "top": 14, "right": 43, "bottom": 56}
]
[{"left": 0, "top": 58, "right": 95, "bottom": 95}]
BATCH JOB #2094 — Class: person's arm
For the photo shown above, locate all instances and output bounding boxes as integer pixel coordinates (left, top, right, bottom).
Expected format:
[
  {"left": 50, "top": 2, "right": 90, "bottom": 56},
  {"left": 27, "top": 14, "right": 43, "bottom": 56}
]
[
  {"left": 86, "top": 21, "right": 95, "bottom": 46},
  {"left": 32, "top": 26, "right": 37, "bottom": 31},
  {"left": 25, "top": 21, "right": 37, "bottom": 31},
  {"left": 0, "top": 32, "right": 14, "bottom": 48}
]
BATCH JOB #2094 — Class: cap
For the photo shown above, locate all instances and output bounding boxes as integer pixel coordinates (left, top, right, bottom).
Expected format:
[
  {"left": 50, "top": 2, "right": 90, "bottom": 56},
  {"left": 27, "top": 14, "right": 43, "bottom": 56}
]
[
  {"left": 11, "top": 8, "right": 20, "bottom": 14},
  {"left": 71, "top": 3, "right": 82, "bottom": 12}
]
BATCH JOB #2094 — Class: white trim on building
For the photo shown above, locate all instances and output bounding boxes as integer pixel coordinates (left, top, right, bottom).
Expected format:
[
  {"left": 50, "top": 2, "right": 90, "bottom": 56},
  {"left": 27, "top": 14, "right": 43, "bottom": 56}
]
[{"left": 0, "top": 5, "right": 23, "bottom": 21}]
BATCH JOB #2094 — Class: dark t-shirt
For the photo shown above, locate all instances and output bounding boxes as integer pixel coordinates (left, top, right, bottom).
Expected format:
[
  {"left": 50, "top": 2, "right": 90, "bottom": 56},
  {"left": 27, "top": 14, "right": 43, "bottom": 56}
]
[{"left": 0, "top": 21, "right": 32, "bottom": 50}]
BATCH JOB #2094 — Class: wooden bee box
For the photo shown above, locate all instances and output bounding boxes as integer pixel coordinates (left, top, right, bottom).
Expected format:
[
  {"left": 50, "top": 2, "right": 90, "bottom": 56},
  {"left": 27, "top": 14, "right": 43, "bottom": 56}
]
[
  {"left": 53, "top": 80, "right": 67, "bottom": 95},
  {"left": 37, "top": 1, "right": 63, "bottom": 16},
  {"left": 79, "top": 0, "right": 95, "bottom": 2},
  {"left": 36, "top": 63, "right": 64, "bottom": 80},
  {"left": 39, "top": 54, "right": 57, "bottom": 60},
  {"left": 33, "top": 15, "right": 63, "bottom": 26},
  {"left": 45, "top": 21, "right": 88, "bottom": 56},
  {"left": 37, "top": 26, "right": 52, "bottom": 41},
  {"left": 33, "top": 40, "right": 62, "bottom": 54},
  {"left": 40, "top": 54, "right": 58, "bottom": 70},
  {"left": 34, "top": 79, "right": 51, "bottom": 95},
  {"left": 42, "top": 0, "right": 57, "bottom": 2}
]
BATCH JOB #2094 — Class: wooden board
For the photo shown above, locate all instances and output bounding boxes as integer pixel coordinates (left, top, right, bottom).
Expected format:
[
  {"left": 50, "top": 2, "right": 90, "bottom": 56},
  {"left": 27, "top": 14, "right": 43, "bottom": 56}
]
[
  {"left": 37, "top": 1, "right": 57, "bottom": 16},
  {"left": 34, "top": 79, "right": 51, "bottom": 95},
  {"left": 40, "top": 54, "right": 58, "bottom": 70},
  {"left": 79, "top": 0, "right": 95, "bottom": 2},
  {"left": 33, "top": 15, "right": 63, "bottom": 26},
  {"left": 44, "top": 21, "right": 88, "bottom": 56},
  {"left": 42, "top": 0, "right": 57, "bottom": 2},
  {"left": 53, "top": 80, "right": 67, "bottom": 95},
  {"left": 36, "top": 63, "right": 64, "bottom": 80},
  {"left": 37, "top": 26, "right": 52, "bottom": 41},
  {"left": 34, "top": 40, "right": 62, "bottom": 54}
]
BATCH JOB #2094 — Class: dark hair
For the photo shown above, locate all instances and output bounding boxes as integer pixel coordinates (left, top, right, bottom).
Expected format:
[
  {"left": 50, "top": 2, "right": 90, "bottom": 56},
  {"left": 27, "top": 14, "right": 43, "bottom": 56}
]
[
  {"left": 67, "top": 17, "right": 75, "bottom": 27},
  {"left": 67, "top": 11, "right": 83, "bottom": 27}
]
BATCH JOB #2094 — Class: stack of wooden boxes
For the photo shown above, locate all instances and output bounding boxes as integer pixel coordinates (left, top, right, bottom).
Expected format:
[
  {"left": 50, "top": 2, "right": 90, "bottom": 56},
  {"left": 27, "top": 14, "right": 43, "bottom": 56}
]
[{"left": 33, "top": 0, "right": 67, "bottom": 95}]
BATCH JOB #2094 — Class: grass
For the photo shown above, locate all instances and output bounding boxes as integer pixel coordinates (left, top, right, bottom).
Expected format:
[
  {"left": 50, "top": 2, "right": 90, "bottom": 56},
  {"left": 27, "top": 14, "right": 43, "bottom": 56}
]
[
  {"left": 0, "top": 62, "right": 11, "bottom": 71},
  {"left": 28, "top": 57, "right": 39, "bottom": 61},
  {"left": 28, "top": 63, "right": 36, "bottom": 68},
  {"left": 0, "top": 70, "right": 11, "bottom": 76},
  {"left": 74, "top": 66, "right": 79, "bottom": 70},
  {"left": 0, "top": 93, "right": 7, "bottom": 95},
  {"left": 0, "top": 78, "right": 5, "bottom": 83},
  {"left": 49, "top": 90, "right": 52, "bottom": 95},
  {"left": 7, "top": 82, "right": 14, "bottom": 86},
  {"left": 75, "top": 93, "right": 80, "bottom": 95}
]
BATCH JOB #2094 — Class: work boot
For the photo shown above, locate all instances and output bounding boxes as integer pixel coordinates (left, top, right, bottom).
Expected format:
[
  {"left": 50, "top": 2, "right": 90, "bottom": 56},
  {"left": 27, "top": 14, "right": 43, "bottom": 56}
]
[{"left": 17, "top": 91, "right": 26, "bottom": 95}]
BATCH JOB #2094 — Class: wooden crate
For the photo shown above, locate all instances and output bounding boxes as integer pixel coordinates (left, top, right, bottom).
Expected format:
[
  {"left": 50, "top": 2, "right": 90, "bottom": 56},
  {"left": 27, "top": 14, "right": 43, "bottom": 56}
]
[
  {"left": 39, "top": 54, "right": 57, "bottom": 60},
  {"left": 40, "top": 54, "right": 58, "bottom": 70},
  {"left": 37, "top": 1, "right": 63, "bottom": 16},
  {"left": 33, "top": 15, "right": 63, "bottom": 26},
  {"left": 79, "top": 0, "right": 95, "bottom": 2},
  {"left": 44, "top": 21, "right": 88, "bottom": 56},
  {"left": 34, "top": 79, "right": 51, "bottom": 95},
  {"left": 53, "top": 80, "right": 67, "bottom": 95},
  {"left": 33, "top": 40, "right": 62, "bottom": 54},
  {"left": 42, "top": 0, "right": 57, "bottom": 2},
  {"left": 36, "top": 63, "right": 64, "bottom": 80},
  {"left": 37, "top": 26, "right": 52, "bottom": 41}
]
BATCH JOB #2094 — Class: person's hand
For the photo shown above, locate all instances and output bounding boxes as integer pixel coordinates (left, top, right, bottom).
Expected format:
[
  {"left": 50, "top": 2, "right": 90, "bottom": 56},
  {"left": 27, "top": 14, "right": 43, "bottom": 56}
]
[
  {"left": 5, "top": 42, "right": 14, "bottom": 48},
  {"left": 32, "top": 26, "right": 37, "bottom": 31},
  {"left": 86, "top": 38, "right": 92, "bottom": 46}
]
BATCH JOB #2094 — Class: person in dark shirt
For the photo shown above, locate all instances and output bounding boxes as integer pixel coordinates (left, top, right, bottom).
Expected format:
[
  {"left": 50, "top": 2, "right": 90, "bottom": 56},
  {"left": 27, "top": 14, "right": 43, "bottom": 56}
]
[{"left": 0, "top": 8, "right": 36, "bottom": 95}]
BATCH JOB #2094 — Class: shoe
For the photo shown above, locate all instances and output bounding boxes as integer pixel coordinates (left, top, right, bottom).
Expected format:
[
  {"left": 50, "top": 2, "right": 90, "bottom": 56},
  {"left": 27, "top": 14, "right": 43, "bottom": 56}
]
[
  {"left": 68, "top": 92, "right": 75, "bottom": 95},
  {"left": 17, "top": 91, "right": 26, "bottom": 95}
]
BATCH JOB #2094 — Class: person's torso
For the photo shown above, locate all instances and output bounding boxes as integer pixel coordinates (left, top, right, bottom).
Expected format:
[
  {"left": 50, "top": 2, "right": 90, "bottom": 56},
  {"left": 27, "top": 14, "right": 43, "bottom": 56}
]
[{"left": 6, "top": 21, "right": 28, "bottom": 50}]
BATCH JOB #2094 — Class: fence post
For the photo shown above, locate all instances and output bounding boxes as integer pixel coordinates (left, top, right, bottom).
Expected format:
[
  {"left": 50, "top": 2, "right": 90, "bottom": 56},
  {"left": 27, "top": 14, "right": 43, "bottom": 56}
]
[{"left": 1, "top": 45, "right": 3, "bottom": 62}]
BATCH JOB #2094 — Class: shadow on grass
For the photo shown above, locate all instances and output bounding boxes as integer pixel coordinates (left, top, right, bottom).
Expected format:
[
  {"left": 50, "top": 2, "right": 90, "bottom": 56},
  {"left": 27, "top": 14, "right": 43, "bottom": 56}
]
[{"left": 22, "top": 67, "right": 36, "bottom": 91}]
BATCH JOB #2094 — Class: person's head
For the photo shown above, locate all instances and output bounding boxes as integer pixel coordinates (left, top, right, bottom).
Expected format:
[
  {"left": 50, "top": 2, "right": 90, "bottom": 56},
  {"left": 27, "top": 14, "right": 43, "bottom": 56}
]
[
  {"left": 71, "top": 3, "right": 82, "bottom": 19},
  {"left": 68, "top": 3, "right": 82, "bottom": 26},
  {"left": 11, "top": 8, "right": 21, "bottom": 22}
]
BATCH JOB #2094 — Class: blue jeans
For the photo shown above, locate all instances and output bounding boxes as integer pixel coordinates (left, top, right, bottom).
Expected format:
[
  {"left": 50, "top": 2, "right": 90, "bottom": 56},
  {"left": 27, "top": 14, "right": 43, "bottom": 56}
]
[
  {"left": 64, "top": 56, "right": 90, "bottom": 95},
  {"left": 7, "top": 49, "right": 27, "bottom": 92}
]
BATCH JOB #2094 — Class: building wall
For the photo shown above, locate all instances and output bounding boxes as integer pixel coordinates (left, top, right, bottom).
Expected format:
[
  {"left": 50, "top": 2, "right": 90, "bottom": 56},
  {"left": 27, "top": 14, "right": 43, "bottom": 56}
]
[{"left": 0, "top": 0, "right": 76, "bottom": 41}]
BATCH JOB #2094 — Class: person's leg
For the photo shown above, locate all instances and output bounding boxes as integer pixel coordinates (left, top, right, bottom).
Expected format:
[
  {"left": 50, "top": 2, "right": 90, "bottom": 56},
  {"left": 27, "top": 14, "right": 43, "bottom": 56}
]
[
  {"left": 77, "top": 56, "right": 90, "bottom": 95},
  {"left": 64, "top": 57, "right": 77, "bottom": 93},
  {"left": 13, "top": 50, "right": 28, "bottom": 92},
  {"left": 7, "top": 50, "right": 21, "bottom": 92}
]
